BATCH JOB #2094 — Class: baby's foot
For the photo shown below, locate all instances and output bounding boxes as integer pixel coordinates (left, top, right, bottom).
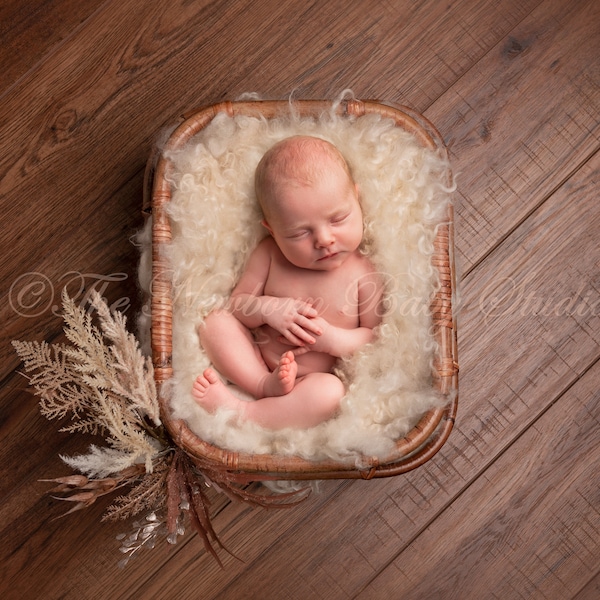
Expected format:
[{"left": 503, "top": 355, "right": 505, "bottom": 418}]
[
  {"left": 261, "top": 351, "right": 298, "bottom": 398},
  {"left": 192, "top": 368, "right": 242, "bottom": 414}
]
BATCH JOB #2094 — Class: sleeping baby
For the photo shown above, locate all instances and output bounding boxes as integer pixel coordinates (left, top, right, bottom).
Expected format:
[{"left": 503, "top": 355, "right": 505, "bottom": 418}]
[{"left": 192, "top": 135, "right": 383, "bottom": 429}]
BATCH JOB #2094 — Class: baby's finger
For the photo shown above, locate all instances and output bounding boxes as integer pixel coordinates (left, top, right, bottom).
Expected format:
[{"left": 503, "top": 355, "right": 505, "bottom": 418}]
[
  {"left": 296, "top": 315, "right": 322, "bottom": 336},
  {"left": 285, "top": 324, "right": 315, "bottom": 345},
  {"left": 277, "top": 337, "right": 310, "bottom": 355},
  {"left": 296, "top": 301, "right": 318, "bottom": 317},
  {"left": 281, "top": 330, "right": 307, "bottom": 347},
  {"left": 291, "top": 346, "right": 311, "bottom": 356}
]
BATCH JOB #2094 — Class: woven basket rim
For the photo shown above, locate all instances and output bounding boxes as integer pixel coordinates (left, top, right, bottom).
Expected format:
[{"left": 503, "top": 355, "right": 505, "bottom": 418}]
[{"left": 149, "top": 98, "right": 459, "bottom": 480}]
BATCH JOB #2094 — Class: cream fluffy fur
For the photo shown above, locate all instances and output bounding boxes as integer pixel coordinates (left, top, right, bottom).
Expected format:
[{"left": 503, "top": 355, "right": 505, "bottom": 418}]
[{"left": 143, "top": 102, "right": 454, "bottom": 464}]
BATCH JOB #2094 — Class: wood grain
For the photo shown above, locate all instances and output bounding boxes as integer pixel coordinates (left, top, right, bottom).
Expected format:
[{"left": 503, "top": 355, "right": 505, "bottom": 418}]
[
  {"left": 0, "top": 0, "right": 101, "bottom": 96},
  {"left": 128, "top": 131, "right": 599, "bottom": 600},
  {"left": 358, "top": 360, "right": 600, "bottom": 599},
  {"left": 1, "top": 0, "right": 599, "bottom": 598},
  {"left": 0, "top": 0, "right": 540, "bottom": 375},
  {"left": 574, "top": 573, "right": 600, "bottom": 600},
  {"left": 426, "top": 0, "right": 600, "bottom": 272}
]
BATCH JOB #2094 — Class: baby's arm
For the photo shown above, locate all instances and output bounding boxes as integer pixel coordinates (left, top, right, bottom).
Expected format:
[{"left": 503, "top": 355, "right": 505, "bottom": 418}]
[
  {"left": 295, "top": 318, "right": 373, "bottom": 357},
  {"left": 228, "top": 239, "right": 322, "bottom": 346}
]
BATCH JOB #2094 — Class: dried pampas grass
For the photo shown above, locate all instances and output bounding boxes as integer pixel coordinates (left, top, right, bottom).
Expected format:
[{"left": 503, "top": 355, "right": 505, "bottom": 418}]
[{"left": 13, "top": 290, "right": 304, "bottom": 566}]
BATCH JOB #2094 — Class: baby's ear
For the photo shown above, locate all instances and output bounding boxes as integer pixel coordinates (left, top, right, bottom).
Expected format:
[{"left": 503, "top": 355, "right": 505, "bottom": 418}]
[{"left": 261, "top": 219, "right": 274, "bottom": 236}]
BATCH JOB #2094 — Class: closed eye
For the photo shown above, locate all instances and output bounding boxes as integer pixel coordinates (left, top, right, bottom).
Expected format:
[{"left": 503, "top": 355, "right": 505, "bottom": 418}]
[
  {"left": 286, "top": 229, "right": 309, "bottom": 239},
  {"left": 331, "top": 213, "right": 349, "bottom": 224}
]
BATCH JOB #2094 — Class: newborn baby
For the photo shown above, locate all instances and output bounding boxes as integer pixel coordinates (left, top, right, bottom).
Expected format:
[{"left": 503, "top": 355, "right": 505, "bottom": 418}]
[{"left": 192, "top": 135, "right": 383, "bottom": 429}]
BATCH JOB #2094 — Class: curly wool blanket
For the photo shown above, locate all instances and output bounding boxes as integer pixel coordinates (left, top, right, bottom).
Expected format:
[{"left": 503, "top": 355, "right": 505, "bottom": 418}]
[{"left": 139, "top": 101, "right": 454, "bottom": 465}]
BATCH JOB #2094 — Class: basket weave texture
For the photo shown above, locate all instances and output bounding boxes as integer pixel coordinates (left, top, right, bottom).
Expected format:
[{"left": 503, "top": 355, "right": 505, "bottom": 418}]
[{"left": 149, "top": 99, "right": 459, "bottom": 481}]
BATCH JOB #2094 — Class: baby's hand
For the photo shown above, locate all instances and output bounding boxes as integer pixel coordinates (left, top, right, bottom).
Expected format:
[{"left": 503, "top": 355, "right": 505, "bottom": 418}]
[
  {"left": 262, "top": 297, "right": 322, "bottom": 346},
  {"left": 278, "top": 315, "right": 333, "bottom": 354},
  {"left": 279, "top": 316, "right": 370, "bottom": 359}
]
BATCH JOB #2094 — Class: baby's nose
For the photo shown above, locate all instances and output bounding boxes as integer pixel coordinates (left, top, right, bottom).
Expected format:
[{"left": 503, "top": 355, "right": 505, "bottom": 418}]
[{"left": 315, "top": 226, "right": 334, "bottom": 247}]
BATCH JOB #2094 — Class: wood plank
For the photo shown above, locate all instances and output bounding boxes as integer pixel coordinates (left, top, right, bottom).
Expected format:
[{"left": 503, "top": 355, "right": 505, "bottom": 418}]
[
  {"left": 0, "top": 422, "right": 234, "bottom": 600},
  {"left": 367, "top": 0, "right": 542, "bottom": 107},
  {"left": 0, "top": 0, "right": 543, "bottom": 587},
  {"left": 0, "top": 0, "right": 540, "bottom": 376},
  {"left": 2, "top": 0, "right": 597, "bottom": 598},
  {"left": 1, "top": 1, "right": 548, "bottom": 596},
  {"left": 0, "top": 0, "right": 101, "bottom": 96},
  {"left": 574, "top": 572, "right": 600, "bottom": 600},
  {"left": 358, "top": 359, "right": 600, "bottom": 599},
  {"left": 101, "top": 128, "right": 599, "bottom": 598},
  {"left": 2, "top": 171, "right": 146, "bottom": 359},
  {"left": 425, "top": 0, "right": 600, "bottom": 273},
  {"left": 2, "top": 0, "right": 544, "bottom": 560}
]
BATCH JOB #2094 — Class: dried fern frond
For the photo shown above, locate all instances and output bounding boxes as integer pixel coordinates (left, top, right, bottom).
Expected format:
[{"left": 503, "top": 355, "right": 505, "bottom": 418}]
[
  {"left": 13, "top": 290, "right": 165, "bottom": 477},
  {"left": 89, "top": 387, "right": 160, "bottom": 474},
  {"left": 89, "top": 291, "right": 160, "bottom": 427},
  {"left": 60, "top": 291, "right": 114, "bottom": 383},
  {"left": 59, "top": 415, "right": 105, "bottom": 437},
  {"left": 59, "top": 290, "right": 160, "bottom": 431},
  {"left": 12, "top": 340, "right": 99, "bottom": 423}
]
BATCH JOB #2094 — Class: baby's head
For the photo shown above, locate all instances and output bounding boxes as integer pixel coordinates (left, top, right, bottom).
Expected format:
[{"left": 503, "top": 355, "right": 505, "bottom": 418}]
[
  {"left": 255, "top": 136, "right": 364, "bottom": 271},
  {"left": 255, "top": 135, "right": 357, "bottom": 220}
]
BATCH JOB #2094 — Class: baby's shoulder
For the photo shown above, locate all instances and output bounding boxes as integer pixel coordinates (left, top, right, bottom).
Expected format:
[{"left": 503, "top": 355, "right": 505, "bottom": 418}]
[
  {"left": 256, "top": 236, "right": 275, "bottom": 249},
  {"left": 241, "top": 236, "right": 278, "bottom": 277},
  {"left": 347, "top": 254, "right": 383, "bottom": 293},
  {"left": 252, "top": 235, "right": 278, "bottom": 258},
  {"left": 349, "top": 252, "right": 379, "bottom": 276}
]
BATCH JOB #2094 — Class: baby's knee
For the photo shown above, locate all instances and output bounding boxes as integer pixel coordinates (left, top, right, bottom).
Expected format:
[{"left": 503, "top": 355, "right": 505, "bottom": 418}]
[
  {"left": 198, "top": 308, "right": 232, "bottom": 335},
  {"left": 316, "top": 373, "right": 345, "bottom": 419},
  {"left": 203, "top": 308, "right": 230, "bottom": 323}
]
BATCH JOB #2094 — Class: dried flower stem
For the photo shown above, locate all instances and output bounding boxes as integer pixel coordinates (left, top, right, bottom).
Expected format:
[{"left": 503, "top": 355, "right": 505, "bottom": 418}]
[{"left": 14, "top": 290, "right": 311, "bottom": 567}]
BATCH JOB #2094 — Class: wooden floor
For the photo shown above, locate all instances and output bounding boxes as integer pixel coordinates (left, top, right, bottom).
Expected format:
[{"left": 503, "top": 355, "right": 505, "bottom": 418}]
[{"left": 1, "top": 1, "right": 598, "bottom": 598}]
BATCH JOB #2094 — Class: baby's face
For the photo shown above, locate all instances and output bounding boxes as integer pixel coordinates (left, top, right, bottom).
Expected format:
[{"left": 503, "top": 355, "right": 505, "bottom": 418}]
[{"left": 263, "top": 167, "right": 363, "bottom": 271}]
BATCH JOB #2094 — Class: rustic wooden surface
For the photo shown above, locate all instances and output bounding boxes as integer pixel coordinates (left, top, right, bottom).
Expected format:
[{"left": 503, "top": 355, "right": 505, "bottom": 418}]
[{"left": 1, "top": 0, "right": 598, "bottom": 598}]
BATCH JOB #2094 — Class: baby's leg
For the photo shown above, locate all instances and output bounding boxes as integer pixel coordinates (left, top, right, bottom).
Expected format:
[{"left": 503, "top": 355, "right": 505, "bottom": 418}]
[
  {"left": 198, "top": 310, "right": 296, "bottom": 398},
  {"left": 193, "top": 368, "right": 343, "bottom": 429},
  {"left": 246, "top": 372, "right": 343, "bottom": 429}
]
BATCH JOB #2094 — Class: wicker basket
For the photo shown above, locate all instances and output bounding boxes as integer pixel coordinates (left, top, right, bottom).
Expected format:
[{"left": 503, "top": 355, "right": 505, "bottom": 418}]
[{"left": 148, "top": 99, "right": 458, "bottom": 481}]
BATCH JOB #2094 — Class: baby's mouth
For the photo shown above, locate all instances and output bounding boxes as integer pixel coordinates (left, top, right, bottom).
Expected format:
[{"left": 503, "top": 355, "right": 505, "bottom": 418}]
[{"left": 317, "top": 251, "right": 338, "bottom": 261}]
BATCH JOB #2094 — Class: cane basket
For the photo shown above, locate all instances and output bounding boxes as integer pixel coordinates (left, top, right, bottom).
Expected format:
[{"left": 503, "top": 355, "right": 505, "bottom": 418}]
[{"left": 148, "top": 99, "right": 459, "bottom": 482}]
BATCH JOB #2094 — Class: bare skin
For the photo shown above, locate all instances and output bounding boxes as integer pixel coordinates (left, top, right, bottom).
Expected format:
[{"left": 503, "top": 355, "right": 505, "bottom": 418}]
[
  {"left": 192, "top": 137, "right": 383, "bottom": 429},
  {"left": 192, "top": 364, "right": 346, "bottom": 429}
]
